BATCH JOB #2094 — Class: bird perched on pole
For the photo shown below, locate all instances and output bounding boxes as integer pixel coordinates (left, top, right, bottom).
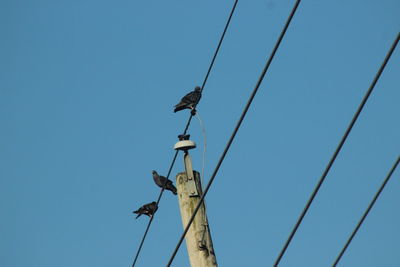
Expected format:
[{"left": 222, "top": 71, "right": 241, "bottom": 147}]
[
  {"left": 174, "top": 86, "right": 202, "bottom": 113},
  {"left": 152, "top": 170, "right": 177, "bottom": 195},
  {"left": 133, "top": 201, "right": 158, "bottom": 219}
]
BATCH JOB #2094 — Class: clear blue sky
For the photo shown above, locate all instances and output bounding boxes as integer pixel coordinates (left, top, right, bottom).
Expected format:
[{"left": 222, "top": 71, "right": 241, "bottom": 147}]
[{"left": 1, "top": 1, "right": 399, "bottom": 266}]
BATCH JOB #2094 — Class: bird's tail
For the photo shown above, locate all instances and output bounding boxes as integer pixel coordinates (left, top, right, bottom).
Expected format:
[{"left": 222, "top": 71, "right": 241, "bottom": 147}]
[
  {"left": 133, "top": 211, "right": 141, "bottom": 219},
  {"left": 170, "top": 185, "right": 177, "bottom": 195},
  {"left": 174, "top": 103, "right": 186, "bottom": 113}
]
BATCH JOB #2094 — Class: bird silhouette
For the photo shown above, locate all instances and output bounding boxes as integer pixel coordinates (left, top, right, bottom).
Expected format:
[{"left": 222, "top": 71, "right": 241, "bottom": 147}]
[
  {"left": 174, "top": 86, "right": 202, "bottom": 113},
  {"left": 133, "top": 201, "right": 158, "bottom": 219},
  {"left": 152, "top": 170, "right": 177, "bottom": 195}
]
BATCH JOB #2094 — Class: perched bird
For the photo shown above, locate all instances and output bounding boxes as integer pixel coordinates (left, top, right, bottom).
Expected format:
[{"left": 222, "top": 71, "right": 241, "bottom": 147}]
[
  {"left": 174, "top": 86, "right": 202, "bottom": 113},
  {"left": 152, "top": 170, "right": 177, "bottom": 195},
  {"left": 133, "top": 201, "right": 158, "bottom": 219}
]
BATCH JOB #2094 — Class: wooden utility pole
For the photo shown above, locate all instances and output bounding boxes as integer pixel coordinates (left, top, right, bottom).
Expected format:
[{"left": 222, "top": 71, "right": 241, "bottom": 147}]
[{"left": 174, "top": 139, "right": 217, "bottom": 267}]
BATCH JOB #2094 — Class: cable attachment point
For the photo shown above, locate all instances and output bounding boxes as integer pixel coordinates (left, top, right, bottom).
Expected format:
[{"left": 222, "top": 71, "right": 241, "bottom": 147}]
[
  {"left": 178, "top": 134, "right": 190, "bottom": 141},
  {"left": 174, "top": 134, "right": 196, "bottom": 151},
  {"left": 198, "top": 224, "right": 209, "bottom": 254}
]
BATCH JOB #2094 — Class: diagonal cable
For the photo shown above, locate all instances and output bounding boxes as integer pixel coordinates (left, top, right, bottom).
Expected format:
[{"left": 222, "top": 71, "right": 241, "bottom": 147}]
[
  {"left": 166, "top": 0, "right": 302, "bottom": 265},
  {"left": 131, "top": 151, "right": 179, "bottom": 267},
  {"left": 273, "top": 32, "right": 400, "bottom": 267},
  {"left": 332, "top": 156, "right": 400, "bottom": 267},
  {"left": 131, "top": 1, "right": 239, "bottom": 266},
  {"left": 181, "top": 0, "right": 239, "bottom": 135}
]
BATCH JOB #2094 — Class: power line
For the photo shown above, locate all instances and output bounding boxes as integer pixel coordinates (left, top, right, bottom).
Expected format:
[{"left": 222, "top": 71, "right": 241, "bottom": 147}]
[
  {"left": 332, "top": 156, "right": 400, "bottom": 267},
  {"left": 131, "top": 1, "right": 239, "bottom": 266},
  {"left": 131, "top": 151, "right": 179, "bottom": 267},
  {"left": 200, "top": 0, "right": 239, "bottom": 93},
  {"left": 273, "top": 32, "right": 400, "bottom": 267},
  {"left": 166, "top": 0, "right": 302, "bottom": 265},
  {"left": 181, "top": 0, "right": 239, "bottom": 135}
]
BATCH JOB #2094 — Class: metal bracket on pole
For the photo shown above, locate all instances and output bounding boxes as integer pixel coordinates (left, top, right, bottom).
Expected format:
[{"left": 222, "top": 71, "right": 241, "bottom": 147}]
[{"left": 184, "top": 152, "right": 199, "bottom": 197}]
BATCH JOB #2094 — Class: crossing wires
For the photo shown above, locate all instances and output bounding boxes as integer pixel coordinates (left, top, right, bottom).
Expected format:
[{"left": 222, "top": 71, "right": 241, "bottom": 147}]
[
  {"left": 131, "top": 1, "right": 239, "bottom": 266},
  {"left": 273, "top": 32, "right": 400, "bottom": 267},
  {"left": 166, "top": 0, "right": 302, "bottom": 265},
  {"left": 332, "top": 156, "right": 400, "bottom": 267}
]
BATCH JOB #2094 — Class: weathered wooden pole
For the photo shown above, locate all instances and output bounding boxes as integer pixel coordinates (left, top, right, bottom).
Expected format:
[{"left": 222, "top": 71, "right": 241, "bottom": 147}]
[{"left": 174, "top": 138, "right": 217, "bottom": 267}]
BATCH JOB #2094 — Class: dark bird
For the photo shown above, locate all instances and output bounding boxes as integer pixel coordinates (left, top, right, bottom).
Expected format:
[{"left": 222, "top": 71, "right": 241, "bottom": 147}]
[
  {"left": 133, "top": 201, "right": 158, "bottom": 219},
  {"left": 174, "top": 86, "right": 202, "bottom": 113},
  {"left": 152, "top": 170, "right": 177, "bottom": 195}
]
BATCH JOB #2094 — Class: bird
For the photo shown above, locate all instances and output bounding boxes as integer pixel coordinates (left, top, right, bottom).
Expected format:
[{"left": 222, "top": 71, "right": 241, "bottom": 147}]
[
  {"left": 174, "top": 86, "right": 202, "bottom": 113},
  {"left": 133, "top": 201, "right": 158, "bottom": 219},
  {"left": 152, "top": 170, "right": 177, "bottom": 195}
]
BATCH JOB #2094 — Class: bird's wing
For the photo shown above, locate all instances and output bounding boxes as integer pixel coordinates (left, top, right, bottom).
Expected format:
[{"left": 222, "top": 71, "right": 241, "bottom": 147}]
[
  {"left": 153, "top": 174, "right": 164, "bottom": 187},
  {"left": 159, "top": 176, "right": 169, "bottom": 185},
  {"left": 181, "top": 91, "right": 197, "bottom": 103}
]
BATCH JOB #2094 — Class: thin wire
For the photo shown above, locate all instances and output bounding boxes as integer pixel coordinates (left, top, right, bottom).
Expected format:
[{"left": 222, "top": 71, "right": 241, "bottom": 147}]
[
  {"left": 181, "top": 0, "right": 239, "bottom": 135},
  {"left": 131, "top": 1, "right": 239, "bottom": 266},
  {"left": 332, "top": 156, "right": 400, "bottom": 267},
  {"left": 166, "top": 1, "right": 302, "bottom": 265},
  {"left": 273, "top": 32, "right": 400, "bottom": 267},
  {"left": 195, "top": 110, "right": 207, "bottom": 185},
  {"left": 200, "top": 0, "right": 239, "bottom": 93},
  {"left": 132, "top": 151, "right": 179, "bottom": 267},
  {"left": 194, "top": 110, "right": 209, "bottom": 252}
]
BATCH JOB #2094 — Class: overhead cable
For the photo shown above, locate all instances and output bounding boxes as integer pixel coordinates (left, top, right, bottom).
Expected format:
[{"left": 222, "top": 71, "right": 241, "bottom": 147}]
[
  {"left": 273, "top": 32, "right": 400, "bottom": 267},
  {"left": 166, "top": 0, "right": 302, "bottom": 265},
  {"left": 131, "top": 1, "right": 239, "bottom": 266},
  {"left": 332, "top": 156, "right": 400, "bottom": 267}
]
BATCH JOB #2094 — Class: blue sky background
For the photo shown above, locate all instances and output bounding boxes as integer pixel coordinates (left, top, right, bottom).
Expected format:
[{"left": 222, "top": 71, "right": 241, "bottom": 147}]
[{"left": 1, "top": 0, "right": 399, "bottom": 266}]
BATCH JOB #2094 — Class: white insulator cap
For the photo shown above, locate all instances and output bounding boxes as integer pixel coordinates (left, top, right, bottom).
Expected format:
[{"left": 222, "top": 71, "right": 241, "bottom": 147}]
[{"left": 174, "top": 140, "right": 196, "bottom": 151}]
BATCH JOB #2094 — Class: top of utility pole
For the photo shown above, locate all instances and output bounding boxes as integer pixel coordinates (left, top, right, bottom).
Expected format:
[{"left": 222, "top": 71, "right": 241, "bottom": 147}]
[{"left": 174, "top": 135, "right": 217, "bottom": 267}]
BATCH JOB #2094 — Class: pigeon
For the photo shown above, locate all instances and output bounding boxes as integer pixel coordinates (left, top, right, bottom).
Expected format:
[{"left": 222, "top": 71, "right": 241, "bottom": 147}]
[
  {"left": 152, "top": 170, "right": 177, "bottom": 195},
  {"left": 174, "top": 86, "right": 202, "bottom": 113},
  {"left": 133, "top": 201, "right": 158, "bottom": 219}
]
